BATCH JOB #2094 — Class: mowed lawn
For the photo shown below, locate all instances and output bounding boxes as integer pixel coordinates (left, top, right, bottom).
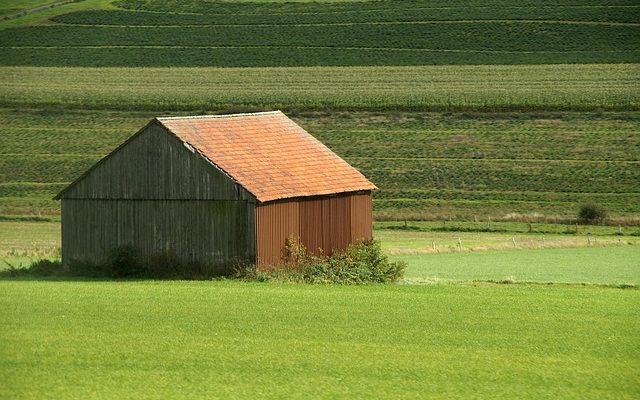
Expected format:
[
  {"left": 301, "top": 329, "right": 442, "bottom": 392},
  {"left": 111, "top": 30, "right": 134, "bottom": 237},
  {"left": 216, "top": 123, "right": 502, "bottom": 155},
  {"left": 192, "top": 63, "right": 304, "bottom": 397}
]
[
  {"left": 1, "top": 281, "right": 638, "bottom": 399},
  {"left": 395, "top": 246, "right": 640, "bottom": 285}
]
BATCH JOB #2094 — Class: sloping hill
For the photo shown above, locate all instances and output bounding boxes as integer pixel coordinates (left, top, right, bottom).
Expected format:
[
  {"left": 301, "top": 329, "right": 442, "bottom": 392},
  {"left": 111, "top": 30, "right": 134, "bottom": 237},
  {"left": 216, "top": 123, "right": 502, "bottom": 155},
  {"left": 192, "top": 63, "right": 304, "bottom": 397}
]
[{"left": 0, "top": 0, "right": 638, "bottom": 221}]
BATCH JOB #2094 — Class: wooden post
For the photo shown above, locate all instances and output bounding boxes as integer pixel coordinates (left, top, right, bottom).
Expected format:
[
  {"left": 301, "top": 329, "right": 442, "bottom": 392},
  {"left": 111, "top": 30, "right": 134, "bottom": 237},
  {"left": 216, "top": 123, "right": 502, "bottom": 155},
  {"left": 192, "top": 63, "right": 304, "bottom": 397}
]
[
  {"left": 618, "top": 225, "right": 622, "bottom": 235},
  {"left": 587, "top": 236, "right": 591, "bottom": 246},
  {"left": 542, "top": 237, "right": 545, "bottom": 247},
  {"left": 457, "top": 238, "right": 462, "bottom": 251},
  {"left": 512, "top": 237, "right": 517, "bottom": 247},
  {"left": 432, "top": 241, "right": 436, "bottom": 250}
]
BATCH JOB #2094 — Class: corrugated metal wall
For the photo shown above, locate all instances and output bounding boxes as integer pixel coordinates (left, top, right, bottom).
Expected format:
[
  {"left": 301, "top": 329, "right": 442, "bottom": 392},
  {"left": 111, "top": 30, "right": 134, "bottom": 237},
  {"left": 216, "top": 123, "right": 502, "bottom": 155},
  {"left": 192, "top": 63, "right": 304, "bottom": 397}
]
[
  {"left": 256, "top": 191, "right": 372, "bottom": 268},
  {"left": 350, "top": 192, "right": 373, "bottom": 242},
  {"left": 60, "top": 122, "right": 256, "bottom": 270}
]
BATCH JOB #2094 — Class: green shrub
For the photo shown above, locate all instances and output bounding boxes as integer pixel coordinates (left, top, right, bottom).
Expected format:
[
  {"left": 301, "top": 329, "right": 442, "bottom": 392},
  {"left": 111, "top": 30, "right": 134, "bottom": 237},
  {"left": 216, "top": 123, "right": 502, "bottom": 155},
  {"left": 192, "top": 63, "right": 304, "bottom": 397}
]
[
  {"left": 108, "top": 245, "right": 145, "bottom": 278},
  {"left": 578, "top": 203, "right": 608, "bottom": 224},
  {"left": 67, "top": 258, "right": 109, "bottom": 278},
  {"left": 0, "top": 259, "right": 63, "bottom": 278},
  {"left": 235, "top": 239, "right": 405, "bottom": 285},
  {"left": 27, "top": 259, "right": 64, "bottom": 276}
]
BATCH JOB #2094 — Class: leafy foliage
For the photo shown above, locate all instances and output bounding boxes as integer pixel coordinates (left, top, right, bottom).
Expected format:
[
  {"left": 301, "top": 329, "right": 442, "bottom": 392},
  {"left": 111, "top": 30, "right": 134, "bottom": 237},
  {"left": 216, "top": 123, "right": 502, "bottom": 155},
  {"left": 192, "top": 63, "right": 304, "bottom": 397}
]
[
  {"left": 578, "top": 203, "right": 608, "bottom": 224},
  {"left": 235, "top": 239, "right": 406, "bottom": 284},
  {"left": 1, "top": 259, "right": 63, "bottom": 277}
]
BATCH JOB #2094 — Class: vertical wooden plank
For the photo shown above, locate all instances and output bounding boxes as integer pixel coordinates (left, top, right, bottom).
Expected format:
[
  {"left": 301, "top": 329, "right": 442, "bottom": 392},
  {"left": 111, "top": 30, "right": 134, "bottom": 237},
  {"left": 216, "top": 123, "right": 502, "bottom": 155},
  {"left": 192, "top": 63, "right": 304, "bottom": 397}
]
[
  {"left": 61, "top": 199, "right": 256, "bottom": 272},
  {"left": 62, "top": 123, "right": 252, "bottom": 201}
]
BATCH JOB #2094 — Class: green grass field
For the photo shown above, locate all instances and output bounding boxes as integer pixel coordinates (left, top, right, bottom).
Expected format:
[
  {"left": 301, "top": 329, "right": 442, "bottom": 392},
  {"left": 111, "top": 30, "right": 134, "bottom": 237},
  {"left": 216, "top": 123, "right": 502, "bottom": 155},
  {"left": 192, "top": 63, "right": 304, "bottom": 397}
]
[
  {"left": 1, "top": 0, "right": 638, "bottom": 66},
  {"left": 1, "top": 281, "right": 638, "bottom": 399},
  {"left": 396, "top": 247, "right": 640, "bottom": 285}
]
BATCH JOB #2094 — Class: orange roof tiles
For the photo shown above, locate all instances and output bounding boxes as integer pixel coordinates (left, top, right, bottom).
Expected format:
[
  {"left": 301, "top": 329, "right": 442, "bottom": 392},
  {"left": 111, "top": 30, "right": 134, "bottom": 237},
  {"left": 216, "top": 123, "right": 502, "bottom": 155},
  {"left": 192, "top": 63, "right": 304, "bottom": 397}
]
[{"left": 157, "top": 111, "right": 376, "bottom": 203}]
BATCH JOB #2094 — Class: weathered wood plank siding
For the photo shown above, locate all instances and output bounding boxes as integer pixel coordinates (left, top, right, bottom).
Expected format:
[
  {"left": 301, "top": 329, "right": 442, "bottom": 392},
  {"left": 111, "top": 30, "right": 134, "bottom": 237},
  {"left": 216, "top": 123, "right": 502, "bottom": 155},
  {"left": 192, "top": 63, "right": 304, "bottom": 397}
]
[
  {"left": 62, "top": 122, "right": 253, "bottom": 201},
  {"left": 255, "top": 191, "right": 373, "bottom": 268},
  {"left": 62, "top": 199, "right": 254, "bottom": 270},
  {"left": 60, "top": 122, "right": 256, "bottom": 269}
]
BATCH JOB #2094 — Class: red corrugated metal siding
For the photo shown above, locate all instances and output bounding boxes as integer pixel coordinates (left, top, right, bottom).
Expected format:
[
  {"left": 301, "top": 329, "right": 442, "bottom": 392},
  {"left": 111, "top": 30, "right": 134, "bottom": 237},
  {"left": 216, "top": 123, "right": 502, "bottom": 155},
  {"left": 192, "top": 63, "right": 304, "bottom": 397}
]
[
  {"left": 256, "top": 191, "right": 372, "bottom": 269},
  {"left": 350, "top": 192, "right": 373, "bottom": 242},
  {"left": 256, "top": 200, "right": 299, "bottom": 268}
]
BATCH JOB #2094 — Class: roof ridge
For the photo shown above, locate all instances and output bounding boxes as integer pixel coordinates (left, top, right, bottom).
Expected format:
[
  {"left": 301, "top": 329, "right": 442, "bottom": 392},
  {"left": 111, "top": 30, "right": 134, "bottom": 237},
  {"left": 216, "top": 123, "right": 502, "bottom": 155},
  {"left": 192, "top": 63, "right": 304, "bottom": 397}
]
[{"left": 157, "top": 110, "right": 282, "bottom": 121}]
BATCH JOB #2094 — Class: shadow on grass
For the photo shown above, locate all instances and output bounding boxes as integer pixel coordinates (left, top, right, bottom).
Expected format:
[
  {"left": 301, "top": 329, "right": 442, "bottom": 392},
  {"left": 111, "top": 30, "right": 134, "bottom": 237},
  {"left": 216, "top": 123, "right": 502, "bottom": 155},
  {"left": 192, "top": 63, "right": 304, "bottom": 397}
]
[{"left": 0, "top": 258, "right": 229, "bottom": 282}]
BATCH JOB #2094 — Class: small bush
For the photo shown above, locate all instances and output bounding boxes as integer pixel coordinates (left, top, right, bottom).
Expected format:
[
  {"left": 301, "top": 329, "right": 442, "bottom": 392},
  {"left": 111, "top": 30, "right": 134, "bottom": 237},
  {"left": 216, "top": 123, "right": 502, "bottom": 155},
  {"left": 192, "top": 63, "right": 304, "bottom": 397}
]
[
  {"left": 67, "top": 258, "right": 109, "bottom": 278},
  {"left": 578, "top": 203, "right": 608, "bottom": 224},
  {"left": 0, "top": 259, "right": 63, "bottom": 278},
  {"left": 235, "top": 239, "right": 405, "bottom": 285},
  {"left": 27, "top": 259, "right": 64, "bottom": 276},
  {"left": 108, "top": 245, "right": 145, "bottom": 278}
]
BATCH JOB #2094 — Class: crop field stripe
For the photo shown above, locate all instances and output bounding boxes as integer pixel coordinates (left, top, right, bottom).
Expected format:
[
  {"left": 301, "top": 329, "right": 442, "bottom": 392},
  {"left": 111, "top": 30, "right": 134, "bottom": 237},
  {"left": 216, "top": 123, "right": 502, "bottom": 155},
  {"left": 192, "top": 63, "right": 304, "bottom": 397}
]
[
  {"left": 350, "top": 157, "right": 640, "bottom": 164},
  {"left": 42, "top": 20, "right": 640, "bottom": 27},
  {"left": 3, "top": 45, "right": 638, "bottom": 54},
  {"left": 3, "top": 3, "right": 638, "bottom": 66}
]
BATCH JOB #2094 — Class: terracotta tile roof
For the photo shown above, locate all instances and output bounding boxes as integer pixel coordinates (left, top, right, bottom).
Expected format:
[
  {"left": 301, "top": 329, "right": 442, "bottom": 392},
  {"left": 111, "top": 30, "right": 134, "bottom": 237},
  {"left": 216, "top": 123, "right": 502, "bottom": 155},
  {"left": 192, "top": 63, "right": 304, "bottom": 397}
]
[{"left": 157, "top": 111, "right": 376, "bottom": 203}]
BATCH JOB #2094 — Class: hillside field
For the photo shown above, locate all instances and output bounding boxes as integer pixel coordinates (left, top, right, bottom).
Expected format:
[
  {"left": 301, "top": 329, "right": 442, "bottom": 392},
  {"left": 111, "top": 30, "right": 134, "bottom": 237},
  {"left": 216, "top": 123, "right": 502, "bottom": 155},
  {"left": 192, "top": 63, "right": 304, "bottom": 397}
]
[
  {"left": 1, "top": 0, "right": 639, "bottom": 66},
  {"left": 0, "top": 0, "right": 638, "bottom": 222},
  {"left": 1, "top": 104, "right": 638, "bottom": 220}
]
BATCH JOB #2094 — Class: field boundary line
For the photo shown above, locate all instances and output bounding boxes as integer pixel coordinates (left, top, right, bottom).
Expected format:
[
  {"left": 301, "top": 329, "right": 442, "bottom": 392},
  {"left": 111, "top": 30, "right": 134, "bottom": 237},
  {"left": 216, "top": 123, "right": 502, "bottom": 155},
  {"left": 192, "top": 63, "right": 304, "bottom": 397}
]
[
  {"left": 349, "top": 156, "right": 640, "bottom": 164},
  {"left": 3, "top": 45, "right": 638, "bottom": 54},
  {"left": 56, "top": 20, "right": 640, "bottom": 28}
]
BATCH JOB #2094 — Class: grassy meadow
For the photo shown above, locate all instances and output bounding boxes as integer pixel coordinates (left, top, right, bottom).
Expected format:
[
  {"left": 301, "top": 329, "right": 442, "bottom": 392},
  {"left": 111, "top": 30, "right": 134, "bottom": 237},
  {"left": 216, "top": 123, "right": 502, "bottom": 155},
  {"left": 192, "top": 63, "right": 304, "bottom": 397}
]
[
  {"left": 397, "top": 247, "right": 640, "bottom": 285},
  {"left": 1, "top": 281, "right": 639, "bottom": 399}
]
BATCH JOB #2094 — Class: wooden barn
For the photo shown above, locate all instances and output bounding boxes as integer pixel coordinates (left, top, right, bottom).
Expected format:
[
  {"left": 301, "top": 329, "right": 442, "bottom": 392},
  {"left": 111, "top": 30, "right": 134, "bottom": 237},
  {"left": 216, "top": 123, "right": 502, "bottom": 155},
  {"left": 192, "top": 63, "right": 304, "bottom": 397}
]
[{"left": 56, "top": 111, "right": 376, "bottom": 271}]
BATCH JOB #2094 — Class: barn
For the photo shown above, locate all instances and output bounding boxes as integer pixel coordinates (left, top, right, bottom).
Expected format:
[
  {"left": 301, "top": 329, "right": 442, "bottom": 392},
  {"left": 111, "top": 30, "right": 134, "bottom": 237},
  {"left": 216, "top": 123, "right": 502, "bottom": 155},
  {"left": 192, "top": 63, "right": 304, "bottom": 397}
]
[{"left": 56, "top": 111, "right": 376, "bottom": 271}]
